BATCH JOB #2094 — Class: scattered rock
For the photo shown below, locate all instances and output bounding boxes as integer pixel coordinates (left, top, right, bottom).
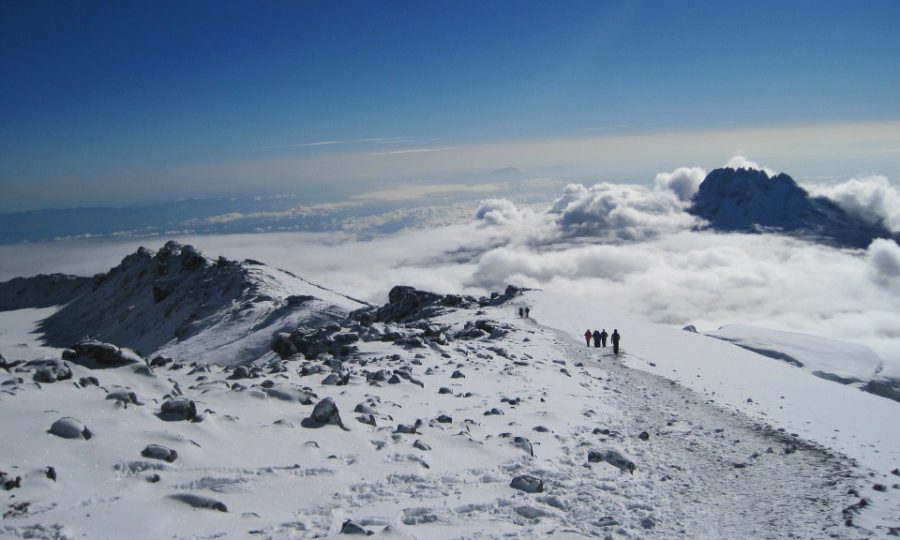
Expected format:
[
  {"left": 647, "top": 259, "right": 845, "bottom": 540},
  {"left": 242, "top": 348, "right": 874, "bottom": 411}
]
[
  {"left": 413, "top": 439, "right": 431, "bottom": 451},
  {"left": 67, "top": 339, "right": 142, "bottom": 369},
  {"left": 49, "top": 417, "right": 93, "bottom": 439},
  {"left": 106, "top": 390, "right": 142, "bottom": 406},
  {"left": 302, "top": 397, "right": 347, "bottom": 429},
  {"left": 588, "top": 449, "right": 636, "bottom": 474},
  {"left": 141, "top": 444, "right": 178, "bottom": 463},
  {"left": 510, "top": 475, "right": 544, "bottom": 493},
  {"left": 436, "top": 414, "right": 453, "bottom": 423},
  {"left": 169, "top": 493, "right": 228, "bottom": 512},
  {"left": 638, "top": 431, "right": 650, "bottom": 441},
  {"left": 511, "top": 436, "right": 534, "bottom": 457},
  {"left": 340, "top": 519, "right": 372, "bottom": 535},
  {"left": 451, "top": 370, "right": 465, "bottom": 379},
  {"left": 30, "top": 360, "right": 72, "bottom": 383},
  {"left": 159, "top": 398, "right": 198, "bottom": 421},
  {"left": 45, "top": 466, "right": 56, "bottom": 481}
]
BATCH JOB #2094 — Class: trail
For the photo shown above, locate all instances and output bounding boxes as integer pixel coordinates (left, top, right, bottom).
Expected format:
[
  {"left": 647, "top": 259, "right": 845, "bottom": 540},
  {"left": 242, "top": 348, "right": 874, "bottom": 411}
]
[{"left": 535, "top": 321, "right": 865, "bottom": 539}]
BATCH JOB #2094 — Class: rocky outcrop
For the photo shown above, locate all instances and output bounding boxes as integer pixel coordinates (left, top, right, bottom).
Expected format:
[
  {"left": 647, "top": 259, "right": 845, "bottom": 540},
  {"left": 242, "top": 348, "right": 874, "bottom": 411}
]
[{"left": 353, "top": 286, "right": 478, "bottom": 324}]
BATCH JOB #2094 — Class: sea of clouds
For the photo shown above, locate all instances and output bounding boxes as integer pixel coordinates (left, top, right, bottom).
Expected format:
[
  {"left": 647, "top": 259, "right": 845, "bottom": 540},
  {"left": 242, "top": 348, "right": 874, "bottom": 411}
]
[{"left": 2, "top": 157, "right": 899, "bottom": 370}]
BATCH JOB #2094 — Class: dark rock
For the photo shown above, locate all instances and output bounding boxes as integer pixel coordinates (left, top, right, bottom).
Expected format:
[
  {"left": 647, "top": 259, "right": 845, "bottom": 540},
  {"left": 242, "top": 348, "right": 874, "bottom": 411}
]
[
  {"left": 30, "top": 360, "right": 73, "bottom": 383},
  {"left": 49, "top": 417, "right": 93, "bottom": 439},
  {"left": 146, "top": 474, "right": 161, "bottom": 483},
  {"left": 45, "top": 466, "right": 56, "bottom": 481},
  {"left": 512, "top": 436, "right": 534, "bottom": 457},
  {"left": 638, "top": 431, "right": 650, "bottom": 441},
  {"left": 340, "top": 519, "right": 372, "bottom": 535},
  {"left": 356, "top": 414, "right": 376, "bottom": 426},
  {"left": 451, "top": 370, "right": 465, "bottom": 379},
  {"left": 394, "top": 419, "right": 423, "bottom": 434},
  {"left": 510, "top": 475, "right": 544, "bottom": 493},
  {"left": 78, "top": 376, "right": 100, "bottom": 387},
  {"left": 142, "top": 444, "right": 178, "bottom": 463},
  {"left": 168, "top": 493, "right": 228, "bottom": 512},
  {"left": 106, "top": 390, "right": 142, "bottom": 406},
  {"left": 67, "top": 340, "right": 141, "bottom": 369},
  {"left": 159, "top": 398, "right": 198, "bottom": 421},
  {"left": 1, "top": 470, "right": 22, "bottom": 490},
  {"left": 436, "top": 414, "right": 453, "bottom": 423},
  {"left": 438, "top": 387, "right": 453, "bottom": 394},
  {"left": 484, "top": 408, "right": 504, "bottom": 416},
  {"left": 302, "top": 397, "right": 346, "bottom": 429}
]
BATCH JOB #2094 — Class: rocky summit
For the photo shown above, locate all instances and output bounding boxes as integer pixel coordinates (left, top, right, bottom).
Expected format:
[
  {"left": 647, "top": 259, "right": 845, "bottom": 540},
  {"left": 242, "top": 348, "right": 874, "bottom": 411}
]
[{"left": 689, "top": 167, "right": 897, "bottom": 248}]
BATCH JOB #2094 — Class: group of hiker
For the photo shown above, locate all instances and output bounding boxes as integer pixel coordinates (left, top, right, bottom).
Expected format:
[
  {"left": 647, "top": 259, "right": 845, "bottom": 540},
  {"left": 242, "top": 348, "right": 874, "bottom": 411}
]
[
  {"left": 585, "top": 328, "right": 621, "bottom": 354},
  {"left": 517, "top": 307, "right": 530, "bottom": 318}
]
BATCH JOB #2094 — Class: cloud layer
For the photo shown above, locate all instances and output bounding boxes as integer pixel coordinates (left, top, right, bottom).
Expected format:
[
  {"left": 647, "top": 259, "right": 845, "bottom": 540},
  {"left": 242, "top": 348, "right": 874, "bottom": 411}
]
[
  {"left": 805, "top": 175, "right": 900, "bottom": 234},
  {"left": 3, "top": 160, "right": 898, "bottom": 372}
]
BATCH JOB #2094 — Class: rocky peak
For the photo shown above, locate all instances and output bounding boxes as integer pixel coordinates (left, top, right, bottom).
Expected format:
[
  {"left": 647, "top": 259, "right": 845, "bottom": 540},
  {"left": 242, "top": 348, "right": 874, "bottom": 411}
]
[{"left": 689, "top": 167, "right": 896, "bottom": 248}]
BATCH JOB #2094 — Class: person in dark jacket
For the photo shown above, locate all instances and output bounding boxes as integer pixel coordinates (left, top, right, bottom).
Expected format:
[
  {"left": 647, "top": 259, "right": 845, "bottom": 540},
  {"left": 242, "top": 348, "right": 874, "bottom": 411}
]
[
  {"left": 518, "top": 307, "right": 524, "bottom": 318},
  {"left": 584, "top": 329, "right": 592, "bottom": 347},
  {"left": 611, "top": 329, "right": 620, "bottom": 354},
  {"left": 524, "top": 307, "right": 530, "bottom": 318},
  {"left": 599, "top": 329, "right": 608, "bottom": 347},
  {"left": 592, "top": 330, "right": 601, "bottom": 348}
]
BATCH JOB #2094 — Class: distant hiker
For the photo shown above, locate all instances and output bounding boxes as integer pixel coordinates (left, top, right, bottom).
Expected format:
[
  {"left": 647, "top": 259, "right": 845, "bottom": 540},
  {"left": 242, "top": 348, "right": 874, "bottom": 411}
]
[
  {"left": 518, "top": 307, "right": 524, "bottom": 318},
  {"left": 592, "top": 330, "right": 601, "bottom": 348},
  {"left": 524, "top": 307, "right": 530, "bottom": 318},
  {"left": 599, "top": 329, "right": 608, "bottom": 348},
  {"left": 611, "top": 329, "right": 620, "bottom": 354},
  {"left": 584, "top": 329, "right": 592, "bottom": 347}
]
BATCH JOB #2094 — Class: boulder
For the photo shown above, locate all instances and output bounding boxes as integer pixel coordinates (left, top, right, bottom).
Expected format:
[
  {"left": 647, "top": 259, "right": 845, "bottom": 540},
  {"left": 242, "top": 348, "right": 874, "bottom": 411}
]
[
  {"left": 301, "top": 397, "right": 346, "bottom": 429},
  {"left": 159, "top": 398, "right": 198, "bottom": 421},
  {"left": 510, "top": 475, "right": 544, "bottom": 493},
  {"left": 49, "top": 417, "right": 93, "bottom": 440},
  {"left": 141, "top": 444, "right": 178, "bottom": 463}
]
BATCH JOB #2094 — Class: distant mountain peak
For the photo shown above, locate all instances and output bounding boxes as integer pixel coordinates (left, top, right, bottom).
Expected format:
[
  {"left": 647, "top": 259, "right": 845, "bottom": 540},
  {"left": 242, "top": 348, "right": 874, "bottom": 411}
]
[{"left": 689, "top": 167, "right": 897, "bottom": 248}]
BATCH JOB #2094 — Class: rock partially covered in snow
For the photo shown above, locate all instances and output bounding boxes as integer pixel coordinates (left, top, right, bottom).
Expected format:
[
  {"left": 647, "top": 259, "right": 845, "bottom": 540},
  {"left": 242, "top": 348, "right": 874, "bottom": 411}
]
[
  {"left": 340, "top": 519, "right": 372, "bottom": 535},
  {"left": 159, "top": 398, "right": 198, "bottom": 421},
  {"left": 588, "top": 448, "right": 636, "bottom": 474},
  {"left": 302, "top": 397, "right": 346, "bottom": 429},
  {"left": 168, "top": 493, "right": 227, "bottom": 512},
  {"left": 66, "top": 340, "right": 142, "bottom": 369},
  {"left": 141, "top": 444, "right": 178, "bottom": 463},
  {"left": 510, "top": 475, "right": 544, "bottom": 493},
  {"left": 49, "top": 417, "right": 93, "bottom": 440},
  {"left": 30, "top": 359, "right": 73, "bottom": 383}
]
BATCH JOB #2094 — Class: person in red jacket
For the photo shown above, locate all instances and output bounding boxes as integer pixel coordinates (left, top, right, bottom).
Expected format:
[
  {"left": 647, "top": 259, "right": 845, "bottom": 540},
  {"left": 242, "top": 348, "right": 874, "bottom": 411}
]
[{"left": 584, "top": 329, "right": 592, "bottom": 347}]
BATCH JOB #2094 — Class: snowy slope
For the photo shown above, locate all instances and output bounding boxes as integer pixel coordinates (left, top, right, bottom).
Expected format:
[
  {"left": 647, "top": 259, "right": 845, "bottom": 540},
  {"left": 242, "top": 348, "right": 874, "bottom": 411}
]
[
  {"left": 703, "top": 324, "right": 900, "bottom": 404},
  {"left": 29, "top": 241, "right": 366, "bottom": 365},
  {"left": 0, "top": 281, "right": 897, "bottom": 538}
]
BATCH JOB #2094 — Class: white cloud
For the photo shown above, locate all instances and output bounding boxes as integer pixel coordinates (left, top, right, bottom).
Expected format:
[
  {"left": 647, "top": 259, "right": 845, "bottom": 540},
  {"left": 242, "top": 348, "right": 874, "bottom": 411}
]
[
  {"left": 653, "top": 166, "right": 707, "bottom": 203},
  {"left": 547, "top": 182, "right": 701, "bottom": 241},
  {"left": 805, "top": 175, "right": 900, "bottom": 233},
  {"left": 4, "top": 165, "right": 900, "bottom": 370},
  {"left": 725, "top": 155, "right": 777, "bottom": 177},
  {"left": 868, "top": 238, "right": 900, "bottom": 282},
  {"left": 474, "top": 199, "right": 527, "bottom": 226}
]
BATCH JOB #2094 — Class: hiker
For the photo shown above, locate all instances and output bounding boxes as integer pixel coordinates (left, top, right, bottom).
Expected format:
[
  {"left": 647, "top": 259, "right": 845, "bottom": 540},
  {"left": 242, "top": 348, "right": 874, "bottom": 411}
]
[
  {"left": 518, "top": 307, "right": 524, "bottom": 318},
  {"left": 584, "top": 329, "right": 592, "bottom": 347},
  {"left": 611, "top": 329, "right": 620, "bottom": 354},
  {"left": 524, "top": 307, "right": 530, "bottom": 318},
  {"left": 592, "top": 329, "right": 601, "bottom": 348},
  {"left": 599, "top": 329, "right": 608, "bottom": 348}
]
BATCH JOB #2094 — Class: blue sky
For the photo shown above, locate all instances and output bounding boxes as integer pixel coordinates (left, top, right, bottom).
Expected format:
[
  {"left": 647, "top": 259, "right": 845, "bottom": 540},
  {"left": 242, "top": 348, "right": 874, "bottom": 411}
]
[{"left": 2, "top": 1, "right": 900, "bottom": 212}]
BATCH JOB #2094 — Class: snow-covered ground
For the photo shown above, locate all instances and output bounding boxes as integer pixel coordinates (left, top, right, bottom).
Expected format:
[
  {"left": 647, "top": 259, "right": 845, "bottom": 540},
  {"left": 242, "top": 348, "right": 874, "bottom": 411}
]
[{"left": 1, "top": 278, "right": 898, "bottom": 538}]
